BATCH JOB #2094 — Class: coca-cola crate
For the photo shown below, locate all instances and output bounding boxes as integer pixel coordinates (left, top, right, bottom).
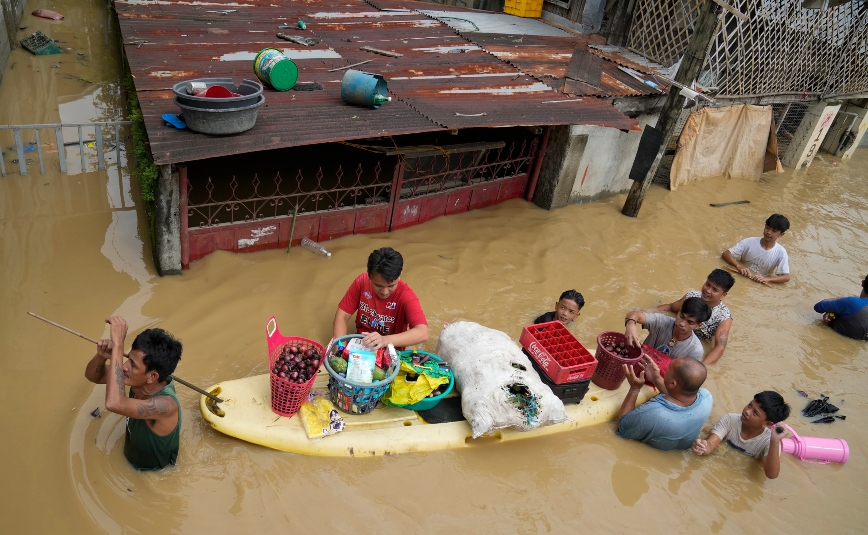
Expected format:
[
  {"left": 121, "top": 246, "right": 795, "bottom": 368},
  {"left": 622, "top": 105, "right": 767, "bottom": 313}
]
[{"left": 520, "top": 321, "right": 597, "bottom": 384}]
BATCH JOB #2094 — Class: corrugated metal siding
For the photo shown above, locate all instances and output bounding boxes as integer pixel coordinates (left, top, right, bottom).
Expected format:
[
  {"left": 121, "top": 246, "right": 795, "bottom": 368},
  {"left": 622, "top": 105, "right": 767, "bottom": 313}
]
[{"left": 117, "top": 0, "right": 639, "bottom": 165}]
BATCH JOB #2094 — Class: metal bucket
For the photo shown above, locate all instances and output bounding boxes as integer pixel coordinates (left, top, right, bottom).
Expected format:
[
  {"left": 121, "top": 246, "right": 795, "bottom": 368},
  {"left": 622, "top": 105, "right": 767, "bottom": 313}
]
[
  {"left": 341, "top": 69, "right": 389, "bottom": 108},
  {"left": 174, "top": 95, "right": 264, "bottom": 135},
  {"left": 253, "top": 48, "right": 298, "bottom": 91},
  {"left": 172, "top": 78, "right": 263, "bottom": 109}
]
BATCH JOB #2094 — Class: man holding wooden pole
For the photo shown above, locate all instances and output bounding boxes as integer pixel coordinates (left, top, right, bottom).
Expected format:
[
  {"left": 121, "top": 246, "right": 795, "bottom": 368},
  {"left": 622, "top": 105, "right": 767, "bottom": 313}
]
[
  {"left": 84, "top": 316, "right": 184, "bottom": 470},
  {"left": 622, "top": 0, "right": 728, "bottom": 217}
]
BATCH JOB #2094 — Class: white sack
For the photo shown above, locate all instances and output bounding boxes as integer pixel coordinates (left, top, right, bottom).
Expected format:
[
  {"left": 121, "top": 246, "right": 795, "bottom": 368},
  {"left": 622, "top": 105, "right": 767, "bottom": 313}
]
[{"left": 435, "top": 321, "right": 568, "bottom": 439}]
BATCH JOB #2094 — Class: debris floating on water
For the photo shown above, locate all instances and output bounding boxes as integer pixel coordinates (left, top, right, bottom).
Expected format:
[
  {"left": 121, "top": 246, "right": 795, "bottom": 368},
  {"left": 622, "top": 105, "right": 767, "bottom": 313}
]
[
  {"left": 89, "top": 407, "right": 101, "bottom": 418},
  {"left": 802, "top": 394, "right": 844, "bottom": 423}
]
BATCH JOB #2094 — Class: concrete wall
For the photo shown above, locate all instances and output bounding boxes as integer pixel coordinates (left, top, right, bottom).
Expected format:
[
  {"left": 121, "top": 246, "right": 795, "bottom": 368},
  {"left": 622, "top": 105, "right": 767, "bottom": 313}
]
[
  {"left": 820, "top": 102, "right": 868, "bottom": 159},
  {"left": 566, "top": 113, "right": 657, "bottom": 202},
  {"left": 0, "top": 0, "right": 27, "bottom": 85},
  {"left": 780, "top": 101, "right": 841, "bottom": 169},
  {"left": 533, "top": 113, "right": 658, "bottom": 209},
  {"left": 155, "top": 164, "right": 182, "bottom": 276}
]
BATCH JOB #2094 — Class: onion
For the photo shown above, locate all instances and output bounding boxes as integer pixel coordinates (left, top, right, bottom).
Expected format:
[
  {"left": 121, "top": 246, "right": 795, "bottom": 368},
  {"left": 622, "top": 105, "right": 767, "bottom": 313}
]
[{"left": 278, "top": 371, "right": 287, "bottom": 378}]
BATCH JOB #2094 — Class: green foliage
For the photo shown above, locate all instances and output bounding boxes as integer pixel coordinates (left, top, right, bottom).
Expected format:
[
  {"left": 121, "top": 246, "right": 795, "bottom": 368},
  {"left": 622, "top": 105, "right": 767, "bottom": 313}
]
[{"left": 124, "top": 72, "right": 158, "bottom": 236}]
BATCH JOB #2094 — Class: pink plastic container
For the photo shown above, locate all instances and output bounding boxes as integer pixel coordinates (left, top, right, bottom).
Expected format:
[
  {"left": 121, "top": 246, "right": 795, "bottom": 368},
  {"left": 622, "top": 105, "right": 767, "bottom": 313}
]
[{"left": 780, "top": 424, "right": 849, "bottom": 464}]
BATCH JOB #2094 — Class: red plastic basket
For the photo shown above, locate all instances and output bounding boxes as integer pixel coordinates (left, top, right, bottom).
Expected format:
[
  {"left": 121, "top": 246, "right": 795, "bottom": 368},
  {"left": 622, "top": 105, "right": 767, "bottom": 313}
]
[
  {"left": 591, "top": 331, "right": 643, "bottom": 390},
  {"left": 633, "top": 344, "right": 672, "bottom": 387},
  {"left": 266, "top": 316, "right": 325, "bottom": 417},
  {"left": 519, "top": 321, "right": 597, "bottom": 384}
]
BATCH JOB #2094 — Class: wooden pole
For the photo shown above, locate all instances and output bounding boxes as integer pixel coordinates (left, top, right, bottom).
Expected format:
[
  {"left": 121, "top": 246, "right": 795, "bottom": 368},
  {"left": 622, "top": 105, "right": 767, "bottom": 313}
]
[
  {"left": 621, "top": 0, "right": 720, "bottom": 218},
  {"left": 27, "top": 312, "right": 224, "bottom": 403}
]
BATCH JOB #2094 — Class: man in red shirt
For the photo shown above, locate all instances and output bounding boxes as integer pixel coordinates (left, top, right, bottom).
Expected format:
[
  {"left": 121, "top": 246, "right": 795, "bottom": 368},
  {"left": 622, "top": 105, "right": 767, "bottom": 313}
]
[{"left": 333, "top": 247, "right": 429, "bottom": 350}]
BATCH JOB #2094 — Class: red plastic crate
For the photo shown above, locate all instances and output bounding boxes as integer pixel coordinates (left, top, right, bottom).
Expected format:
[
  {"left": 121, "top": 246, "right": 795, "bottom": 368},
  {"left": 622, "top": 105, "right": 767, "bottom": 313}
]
[
  {"left": 520, "top": 321, "right": 597, "bottom": 384},
  {"left": 632, "top": 344, "right": 673, "bottom": 387}
]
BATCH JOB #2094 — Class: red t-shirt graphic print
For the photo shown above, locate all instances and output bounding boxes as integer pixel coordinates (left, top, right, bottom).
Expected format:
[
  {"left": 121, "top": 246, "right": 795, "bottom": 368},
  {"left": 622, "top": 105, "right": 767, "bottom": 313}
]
[{"left": 338, "top": 273, "right": 427, "bottom": 337}]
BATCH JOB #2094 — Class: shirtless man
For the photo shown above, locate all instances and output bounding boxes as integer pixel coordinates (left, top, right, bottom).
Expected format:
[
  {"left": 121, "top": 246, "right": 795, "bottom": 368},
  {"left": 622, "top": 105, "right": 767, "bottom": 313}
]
[{"left": 84, "top": 317, "right": 183, "bottom": 470}]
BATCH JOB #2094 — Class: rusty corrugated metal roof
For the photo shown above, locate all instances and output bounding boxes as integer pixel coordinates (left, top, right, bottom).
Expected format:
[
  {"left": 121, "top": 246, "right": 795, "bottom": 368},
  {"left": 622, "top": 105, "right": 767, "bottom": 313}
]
[
  {"left": 116, "top": 0, "right": 639, "bottom": 165},
  {"left": 465, "top": 33, "right": 665, "bottom": 98}
]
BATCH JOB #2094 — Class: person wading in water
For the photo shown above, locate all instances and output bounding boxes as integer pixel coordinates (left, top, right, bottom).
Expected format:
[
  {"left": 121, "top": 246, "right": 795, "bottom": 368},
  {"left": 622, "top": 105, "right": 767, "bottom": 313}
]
[{"left": 84, "top": 316, "right": 183, "bottom": 470}]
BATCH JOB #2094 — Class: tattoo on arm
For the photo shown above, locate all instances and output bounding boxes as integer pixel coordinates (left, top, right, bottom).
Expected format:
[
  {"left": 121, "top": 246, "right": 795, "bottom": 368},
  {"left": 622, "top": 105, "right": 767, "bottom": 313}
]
[
  {"left": 113, "top": 360, "right": 125, "bottom": 396},
  {"left": 718, "top": 330, "right": 729, "bottom": 347},
  {"left": 95, "top": 364, "right": 105, "bottom": 377},
  {"left": 136, "top": 396, "right": 173, "bottom": 418}
]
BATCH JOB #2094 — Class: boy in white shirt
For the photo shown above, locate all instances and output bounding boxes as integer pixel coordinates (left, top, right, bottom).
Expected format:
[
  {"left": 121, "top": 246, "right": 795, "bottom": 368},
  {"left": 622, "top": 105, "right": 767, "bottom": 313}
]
[
  {"left": 692, "top": 391, "right": 791, "bottom": 479},
  {"left": 722, "top": 214, "right": 791, "bottom": 284}
]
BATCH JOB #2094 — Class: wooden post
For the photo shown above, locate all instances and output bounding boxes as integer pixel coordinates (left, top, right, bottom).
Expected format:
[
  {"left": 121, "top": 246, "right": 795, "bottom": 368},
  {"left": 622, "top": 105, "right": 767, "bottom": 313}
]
[
  {"left": 621, "top": 0, "right": 720, "bottom": 218},
  {"left": 606, "top": 0, "right": 638, "bottom": 47}
]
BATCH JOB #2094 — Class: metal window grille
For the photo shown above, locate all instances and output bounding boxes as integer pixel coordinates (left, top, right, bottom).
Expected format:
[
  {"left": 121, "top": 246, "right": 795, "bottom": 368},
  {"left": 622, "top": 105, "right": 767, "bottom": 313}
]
[
  {"left": 627, "top": 0, "right": 868, "bottom": 98},
  {"left": 399, "top": 139, "right": 537, "bottom": 200},
  {"left": 186, "top": 161, "right": 391, "bottom": 228}
]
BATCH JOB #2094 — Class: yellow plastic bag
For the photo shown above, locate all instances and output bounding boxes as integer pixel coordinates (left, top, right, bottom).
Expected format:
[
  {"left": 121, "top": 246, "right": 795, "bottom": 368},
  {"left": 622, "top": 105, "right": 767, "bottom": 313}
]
[
  {"left": 299, "top": 395, "right": 345, "bottom": 439},
  {"left": 383, "top": 361, "right": 450, "bottom": 406}
]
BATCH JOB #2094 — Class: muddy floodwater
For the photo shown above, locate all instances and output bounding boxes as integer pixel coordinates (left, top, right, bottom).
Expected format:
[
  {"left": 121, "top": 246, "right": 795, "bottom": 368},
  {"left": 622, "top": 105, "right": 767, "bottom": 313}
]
[{"left": 2, "top": 1, "right": 868, "bottom": 533}]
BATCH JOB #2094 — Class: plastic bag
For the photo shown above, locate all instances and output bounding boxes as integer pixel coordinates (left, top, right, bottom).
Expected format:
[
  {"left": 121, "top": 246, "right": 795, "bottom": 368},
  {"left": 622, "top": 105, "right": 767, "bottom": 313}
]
[
  {"left": 435, "top": 321, "right": 568, "bottom": 438},
  {"left": 383, "top": 361, "right": 450, "bottom": 405},
  {"left": 300, "top": 395, "right": 345, "bottom": 439}
]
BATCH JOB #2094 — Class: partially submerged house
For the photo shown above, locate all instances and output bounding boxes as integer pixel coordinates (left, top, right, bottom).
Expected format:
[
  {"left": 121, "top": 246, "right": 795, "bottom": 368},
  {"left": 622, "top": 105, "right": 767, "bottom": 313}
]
[
  {"left": 11, "top": 0, "right": 859, "bottom": 275},
  {"left": 116, "top": 0, "right": 667, "bottom": 274}
]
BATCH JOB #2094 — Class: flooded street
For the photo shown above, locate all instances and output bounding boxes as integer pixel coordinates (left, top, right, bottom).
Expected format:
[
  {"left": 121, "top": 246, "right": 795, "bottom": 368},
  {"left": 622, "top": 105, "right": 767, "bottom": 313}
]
[{"left": 2, "top": 1, "right": 868, "bottom": 533}]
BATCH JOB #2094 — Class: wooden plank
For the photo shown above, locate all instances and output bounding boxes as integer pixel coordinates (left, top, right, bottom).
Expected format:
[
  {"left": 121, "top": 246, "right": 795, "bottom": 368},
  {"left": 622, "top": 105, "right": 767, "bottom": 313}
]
[
  {"left": 418, "top": 194, "right": 448, "bottom": 224},
  {"left": 318, "top": 211, "right": 356, "bottom": 242},
  {"left": 468, "top": 183, "right": 499, "bottom": 210},
  {"left": 372, "top": 141, "right": 506, "bottom": 157},
  {"left": 279, "top": 215, "right": 319, "bottom": 248},
  {"left": 355, "top": 207, "right": 389, "bottom": 234},
  {"left": 189, "top": 228, "right": 235, "bottom": 262},
  {"left": 391, "top": 199, "right": 422, "bottom": 230},
  {"left": 359, "top": 46, "right": 402, "bottom": 58},
  {"left": 445, "top": 189, "right": 471, "bottom": 214},
  {"left": 565, "top": 47, "right": 602, "bottom": 88},
  {"left": 497, "top": 174, "right": 528, "bottom": 202}
]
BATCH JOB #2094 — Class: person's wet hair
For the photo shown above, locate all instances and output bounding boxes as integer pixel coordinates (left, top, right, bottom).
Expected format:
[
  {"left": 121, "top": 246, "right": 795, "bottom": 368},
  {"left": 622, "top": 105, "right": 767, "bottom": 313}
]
[
  {"left": 367, "top": 247, "right": 404, "bottom": 282},
  {"left": 754, "top": 391, "right": 791, "bottom": 423},
  {"left": 672, "top": 357, "right": 707, "bottom": 395},
  {"left": 707, "top": 269, "right": 735, "bottom": 292},
  {"left": 681, "top": 296, "right": 712, "bottom": 324},
  {"left": 132, "top": 328, "right": 183, "bottom": 382},
  {"left": 559, "top": 289, "right": 585, "bottom": 310},
  {"left": 862, "top": 274, "right": 868, "bottom": 293},
  {"left": 766, "top": 213, "right": 790, "bottom": 233}
]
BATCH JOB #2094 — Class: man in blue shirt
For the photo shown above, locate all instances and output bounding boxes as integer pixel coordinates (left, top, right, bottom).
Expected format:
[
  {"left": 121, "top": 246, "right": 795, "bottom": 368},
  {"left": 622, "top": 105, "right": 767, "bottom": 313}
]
[
  {"left": 814, "top": 275, "right": 868, "bottom": 341},
  {"left": 616, "top": 355, "right": 712, "bottom": 451}
]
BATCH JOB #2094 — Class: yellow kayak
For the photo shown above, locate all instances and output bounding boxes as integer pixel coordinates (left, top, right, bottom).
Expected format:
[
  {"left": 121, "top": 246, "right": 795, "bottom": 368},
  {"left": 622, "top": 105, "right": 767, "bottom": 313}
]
[{"left": 199, "top": 372, "right": 655, "bottom": 457}]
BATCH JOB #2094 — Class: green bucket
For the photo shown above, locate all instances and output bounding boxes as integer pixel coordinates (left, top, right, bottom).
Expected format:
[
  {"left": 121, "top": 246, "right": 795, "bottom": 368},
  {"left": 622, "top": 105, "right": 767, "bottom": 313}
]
[{"left": 253, "top": 48, "right": 298, "bottom": 91}]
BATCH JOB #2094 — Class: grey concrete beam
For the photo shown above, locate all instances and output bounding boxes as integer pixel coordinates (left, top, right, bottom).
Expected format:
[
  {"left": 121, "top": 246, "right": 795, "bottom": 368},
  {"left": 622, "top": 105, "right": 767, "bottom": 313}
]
[
  {"left": 154, "top": 164, "right": 182, "bottom": 276},
  {"left": 532, "top": 126, "right": 588, "bottom": 210}
]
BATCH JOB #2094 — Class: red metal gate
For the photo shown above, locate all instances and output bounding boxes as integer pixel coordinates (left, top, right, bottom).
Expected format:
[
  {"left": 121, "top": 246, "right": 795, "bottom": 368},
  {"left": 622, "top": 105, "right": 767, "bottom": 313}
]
[{"left": 181, "top": 134, "right": 542, "bottom": 268}]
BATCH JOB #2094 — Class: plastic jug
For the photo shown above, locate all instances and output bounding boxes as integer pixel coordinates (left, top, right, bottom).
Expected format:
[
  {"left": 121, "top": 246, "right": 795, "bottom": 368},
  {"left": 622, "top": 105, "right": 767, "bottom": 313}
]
[
  {"left": 341, "top": 70, "right": 389, "bottom": 108},
  {"left": 780, "top": 424, "right": 849, "bottom": 464}
]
